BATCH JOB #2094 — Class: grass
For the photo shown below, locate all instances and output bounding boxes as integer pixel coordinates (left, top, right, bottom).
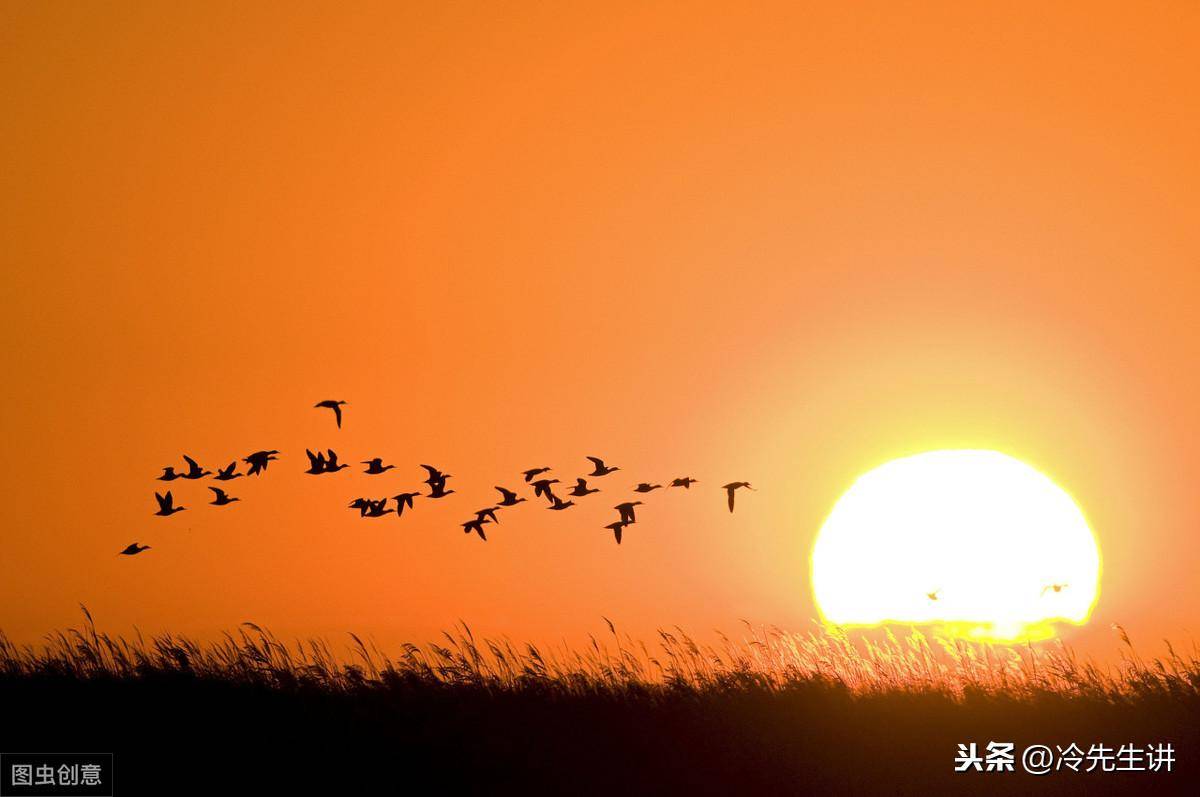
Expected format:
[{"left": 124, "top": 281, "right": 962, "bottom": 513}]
[{"left": 2, "top": 608, "right": 1197, "bottom": 794}]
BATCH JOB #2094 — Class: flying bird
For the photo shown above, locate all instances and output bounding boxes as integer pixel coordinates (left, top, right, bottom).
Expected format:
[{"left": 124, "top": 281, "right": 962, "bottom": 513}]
[
  {"left": 614, "top": 501, "right": 643, "bottom": 524},
  {"left": 315, "top": 399, "right": 348, "bottom": 428},
  {"left": 305, "top": 449, "right": 328, "bottom": 475},
  {"left": 669, "top": 477, "right": 698, "bottom": 489},
  {"left": 604, "top": 521, "right": 628, "bottom": 545},
  {"left": 475, "top": 507, "right": 501, "bottom": 525},
  {"left": 348, "top": 498, "right": 372, "bottom": 516},
  {"left": 214, "top": 461, "right": 243, "bottom": 481},
  {"left": 722, "top": 481, "right": 754, "bottom": 513},
  {"left": 119, "top": 543, "right": 151, "bottom": 556},
  {"left": 633, "top": 483, "right": 663, "bottom": 493},
  {"left": 1041, "top": 583, "right": 1069, "bottom": 596},
  {"left": 208, "top": 486, "right": 240, "bottom": 506},
  {"left": 323, "top": 449, "right": 348, "bottom": 473},
  {"left": 531, "top": 478, "right": 560, "bottom": 502},
  {"left": 494, "top": 486, "right": 526, "bottom": 507},
  {"left": 586, "top": 456, "right": 619, "bottom": 476},
  {"left": 568, "top": 478, "right": 599, "bottom": 497},
  {"left": 462, "top": 517, "right": 490, "bottom": 540},
  {"left": 362, "top": 458, "right": 395, "bottom": 475},
  {"left": 154, "top": 491, "right": 185, "bottom": 516},
  {"left": 926, "top": 589, "right": 941, "bottom": 602},
  {"left": 363, "top": 500, "right": 394, "bottom": 518},
  {"left": 181, "top": 455, "right": 211, "bottom": 480},
  {"left": 548, "top": 495, "right": 575, "bottom": 511},
  {"left": 523, "top": 467, "right": 552, "bottom": 482},
  {"left": 243, "top": 450, "right": 279, "bottom": 476},
  {"left": 157, "top": 466, "right": 181, "bottom": 481},
  {"left": 393, "top": 492, "right": 420, "bottom": 516}
]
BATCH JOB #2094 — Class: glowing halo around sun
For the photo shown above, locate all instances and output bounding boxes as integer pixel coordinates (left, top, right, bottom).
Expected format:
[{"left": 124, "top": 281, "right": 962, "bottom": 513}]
[{"left": 811, "top": 450, "right": 1101, "bottom": 642}]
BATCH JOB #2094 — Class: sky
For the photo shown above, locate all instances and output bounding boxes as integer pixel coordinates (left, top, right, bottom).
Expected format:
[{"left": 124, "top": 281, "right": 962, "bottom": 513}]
[{"left": 2, "top": 2, "right": 1199, "bottom": 659}]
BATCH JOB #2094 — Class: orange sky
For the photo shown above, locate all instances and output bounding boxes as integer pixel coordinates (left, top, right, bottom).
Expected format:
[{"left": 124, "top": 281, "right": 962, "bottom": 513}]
[{"left": 2, "top": 2, "right": 1199, "bottom": 659}]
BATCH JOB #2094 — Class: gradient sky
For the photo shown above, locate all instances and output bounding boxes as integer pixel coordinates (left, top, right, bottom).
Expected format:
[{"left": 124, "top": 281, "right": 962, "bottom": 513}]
[{"left": 2, "top": 2, "right": 1199, "bottom": 658}]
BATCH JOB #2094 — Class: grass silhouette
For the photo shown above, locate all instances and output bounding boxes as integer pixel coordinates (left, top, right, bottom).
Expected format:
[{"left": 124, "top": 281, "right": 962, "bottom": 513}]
[{"left": 2, "top": 609, "right": 1196, "bottom": 794}]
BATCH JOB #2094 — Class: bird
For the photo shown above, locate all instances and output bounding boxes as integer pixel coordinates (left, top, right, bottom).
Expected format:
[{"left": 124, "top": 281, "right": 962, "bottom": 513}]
[
  {"left": 315, "top": 399, "right": 348, "bottom": 428},
  {"left": 568, "top": 478, "right": 599, "bottom": 497},
  {"left": 523, "top": 467, "right": 552, "bottom": 482},
  {"left": 154, "top": 491, "right": 185, "bottom": 516},
  {"left": 722, "top": 481, "right": 754, "bottom": 513},
  {"left": 462, "top": 517, "right": 490, "bottom": 540},
  {"left": 323, "top": 449, "right": 348, "bottom": 473},
  {"left": 926, "top": 589, "right": 941, "bottom": 601},
  {"left": 305, "top": 449, "right": 328, "bottom": 475},
  {"left": 362, "top": 458, "right": 395, "bottom": 475},
  {"left": 348, "top": 498, "right": 372, "bottom": 516},
  {"left": 208, "top": 486, "right": 240, "bottom": 506},
  {"left": 1041, "top": 583, "right": 1069, "bottom": 596},
  {"left": 393, "top": 492, "right": 420, "bottom": 516},
  {"left": 157, "top": 466, "right": 181, "bottom": 481},
  {"left": 494, "top": 486, "right": 526, "bottom": 506},
  {"left": 119, "top": 543, "right": 151, "bottom": 556},
  {"left": 614, "top": 501, "right": 643, "bottom": 524},
  {"left": 214, "top": 461, "right": 242, "bottom": 481},
  {"left": 531, "top": 478, "right": 560, "bottom": 502},
  {"left": 181, "top": 455, "right": 211, "bottom": 480},
  {"left": 669, "top": 477, "right": 698, "bottom": 489},
  {"left": 547, "top": 495, "right": 575, "bottom": 511},
  {"left": 428, "top": 482, "right": 455, "bottom": 499},
  {"left": 586, "top": 456, "right": 619, "bottom": 476},
  {"left": 421, "top": 464, "right": 450, "bottom": 488},
  {"left": 633, "top": 482, "right": 663, "bottom": 493},
  {"left": 475, "top": 507, "right": 501, "bottom": 525},
  {"left": 363, "top": 501, "right": 394, "bottom": 518},
  {"left": 243, "top": 450, "right": 279, "bottom": 476},
  {"left": 604, "top": 521, "right": 628, "bottom": 545}
]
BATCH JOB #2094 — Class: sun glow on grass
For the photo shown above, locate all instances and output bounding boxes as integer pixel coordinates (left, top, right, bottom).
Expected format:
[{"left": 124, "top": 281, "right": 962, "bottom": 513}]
[{"left": 811, "top": 450, "right": 1101, "bottom": 642}]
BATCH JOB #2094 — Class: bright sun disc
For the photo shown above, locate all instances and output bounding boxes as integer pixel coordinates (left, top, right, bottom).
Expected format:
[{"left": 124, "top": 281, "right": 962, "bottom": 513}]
[{"left": 811, "top": 450, "right": 1101, "bottom": 641}]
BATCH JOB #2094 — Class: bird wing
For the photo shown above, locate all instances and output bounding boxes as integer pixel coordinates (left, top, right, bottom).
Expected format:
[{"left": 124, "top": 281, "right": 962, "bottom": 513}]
[
  {"left": 333, "top": 405, "right": 342, "bottom": 428},
  {"left": 727, "top": 488, "right": 735, "bottom": 513}
]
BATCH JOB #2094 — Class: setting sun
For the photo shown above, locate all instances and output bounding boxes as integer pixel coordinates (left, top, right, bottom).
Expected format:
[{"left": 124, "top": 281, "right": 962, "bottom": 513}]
[{"left": 811, "top": 450, "right": 1101, "bottom": 641}]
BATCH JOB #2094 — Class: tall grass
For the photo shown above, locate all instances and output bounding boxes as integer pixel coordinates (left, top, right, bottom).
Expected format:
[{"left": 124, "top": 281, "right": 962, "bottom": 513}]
[{"left": 3, "top": 607, "right": 1197, "bottom": 703}]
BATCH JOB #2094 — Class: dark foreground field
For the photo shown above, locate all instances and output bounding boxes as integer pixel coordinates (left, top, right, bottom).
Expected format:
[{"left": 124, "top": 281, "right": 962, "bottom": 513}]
[{"left": 2, "top": 615, "right": 1197, "bottom": 795}]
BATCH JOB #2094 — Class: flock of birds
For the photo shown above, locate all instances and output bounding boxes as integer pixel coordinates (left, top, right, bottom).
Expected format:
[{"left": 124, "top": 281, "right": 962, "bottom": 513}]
[{"left": 121, "top": 400, "right": 754, "bottom": 555}]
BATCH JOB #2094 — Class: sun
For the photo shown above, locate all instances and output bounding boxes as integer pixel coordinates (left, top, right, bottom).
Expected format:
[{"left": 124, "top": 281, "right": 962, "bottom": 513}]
[{"left": 811, "top": 450, "right": 1101, "bottom": 641}]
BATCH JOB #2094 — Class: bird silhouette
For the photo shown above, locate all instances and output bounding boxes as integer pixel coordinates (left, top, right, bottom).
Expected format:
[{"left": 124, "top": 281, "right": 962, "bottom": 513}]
[
  {"left": 604, "top": 520, "right": 628, "bottom": 545},
  {"left": 1041, "top": 583, "right": 1069, "bottom": 596},
  {"left": 315, "top": 400, "right": 347, "bottom": 428},
  {"left": 531, "top": 478, "right": 560, "bottom": 502},
  {"left": 348, "top": 498, "right": 372, "bottom": 517},
  {"left": 615, "top": 501, "right": 643, "bottom": 524},
  {"left": 494, "top": 486, "right": 526, "bottom": 506},
  {"left": 722, "top": 481, "right": 754, "bottom": 512},
  {"left": 568, "top": 478, "right": 599, "bottom": 497},
  {"left": 523, "top": 467, "right": 552, "bottom": 482},
  {"left": 547, "top": 495, "right": 575, "bottom": 511},
  {"left": 362, "top": 458, "right": 395, "bottom": 475},
  {"left": 669, "top": 477, "right": 698, "bottom": 489},
  {"left": 462, "top": 517, "right": 490, "bottom": 540},
  {"left": 633, "top": 482, "right": 662, "bottom": 493},
  {"left": 157, "top": 466, "right": 181, "bottom": 481},
  {"left": 323, "top": 449, "right": 348, "bottom": 473},
  {"left": 214, "top": 461, "right": 243, "bottom": 481},
  {"left": 421, "top": 464, "right": 454, "bottom": 498},
  {"left": 926, "top": 589, "right": 941, "bottom": 601},
  {"left": 305, "top": 449, "right": 328, "bottom": 475},
  {"left": 181, "top": 455, "right": 211, "bottom": 480},
  {"left": 243, "top": 450, "right": 279, "bottom": 476},
  {"left": 393, "top": 492, "right": 420, "bottom": 516},
  {"left": 363, "top": 500, "right": 394, "bottom": 518},
  {"left": 475, "top": 507, "right": 500, "bottom": 524},
  {"left": 119, "top": 543, "right": 151, "bottom": 556},
  {"left": 208, "top": 486, "right": 240, "bottom": 506},
  {"left": 154, "top": 491, "right": 185, "bottom": 516},
  {"left": 586, "top": 456, "right": 619, "bottom": 476}
]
